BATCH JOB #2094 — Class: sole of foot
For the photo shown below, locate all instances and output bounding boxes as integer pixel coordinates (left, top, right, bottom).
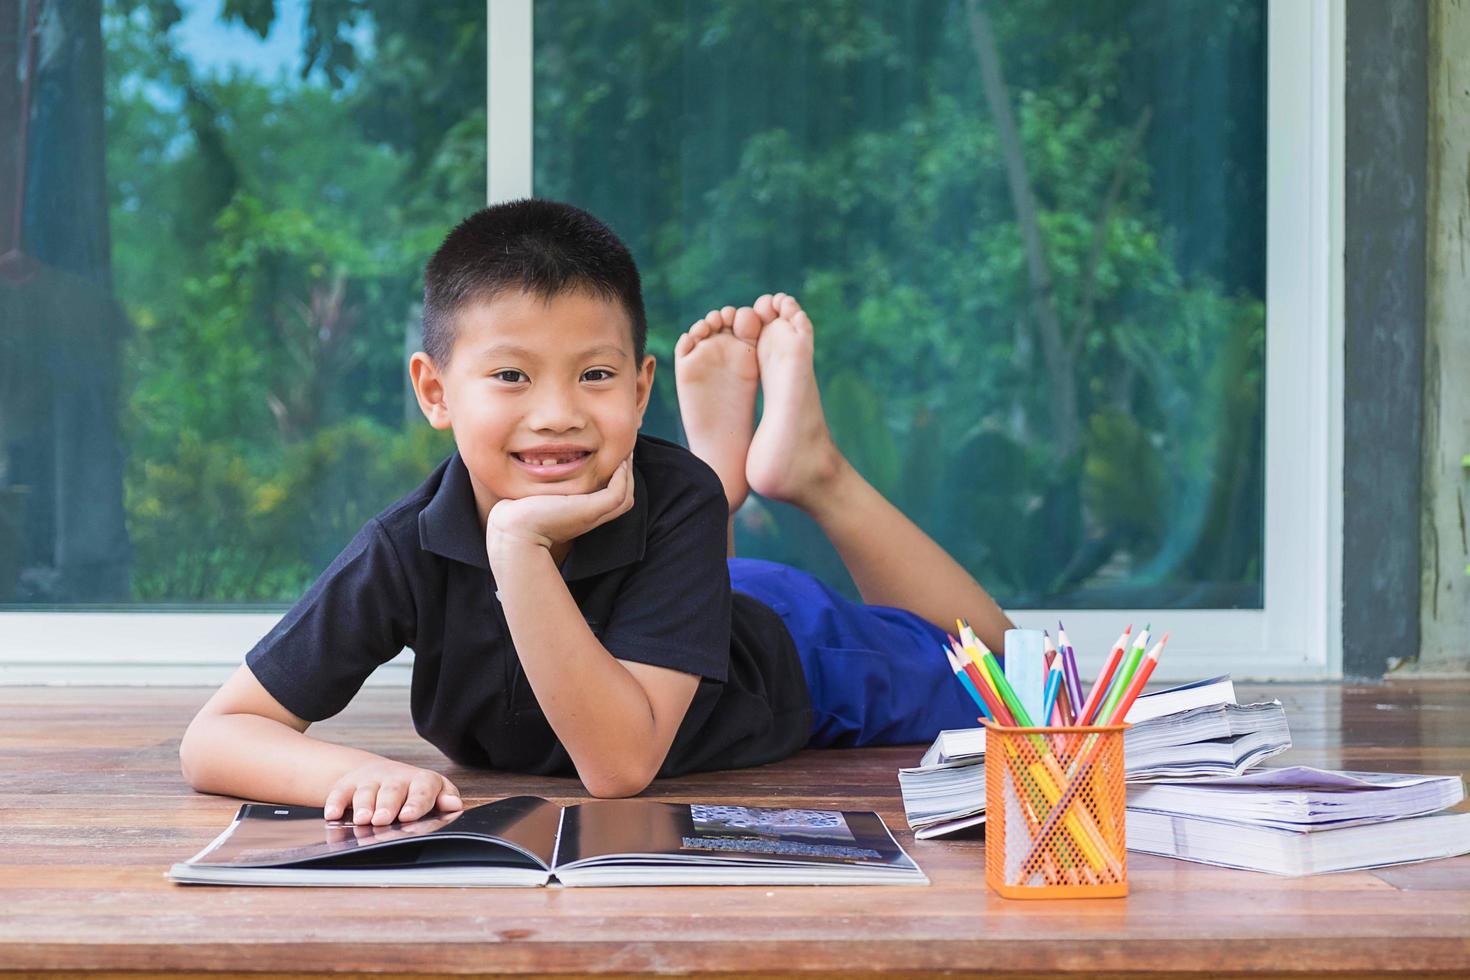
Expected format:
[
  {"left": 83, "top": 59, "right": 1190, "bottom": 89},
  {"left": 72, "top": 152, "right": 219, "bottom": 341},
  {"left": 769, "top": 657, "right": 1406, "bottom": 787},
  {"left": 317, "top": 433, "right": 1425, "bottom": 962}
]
[
  {"left": 745, "top": 295, "right": 843, "bottom": 508},
  {"left": 674, "top": 307, "right": 760, "bottom": 515}
]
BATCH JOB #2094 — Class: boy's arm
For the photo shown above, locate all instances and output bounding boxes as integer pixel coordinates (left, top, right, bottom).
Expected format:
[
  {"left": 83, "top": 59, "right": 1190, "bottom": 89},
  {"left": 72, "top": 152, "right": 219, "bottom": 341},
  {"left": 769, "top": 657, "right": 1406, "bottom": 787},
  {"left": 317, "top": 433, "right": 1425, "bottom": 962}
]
[
  {"left": 492, "top": 538, "right": 700, "bottom": 798},
  {"left": 180, "top": 665, "right": 386, "bottom": 804}
]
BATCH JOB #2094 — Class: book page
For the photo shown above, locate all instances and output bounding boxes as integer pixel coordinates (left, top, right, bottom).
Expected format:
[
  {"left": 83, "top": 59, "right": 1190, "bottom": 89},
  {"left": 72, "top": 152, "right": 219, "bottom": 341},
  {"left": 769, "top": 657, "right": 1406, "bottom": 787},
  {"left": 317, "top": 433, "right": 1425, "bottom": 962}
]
[
  {"left": 184, "top": 795, "right": 562, "bottom": 870},
  {"left": 556, "top": 801, "right": 912, "bottom": 869}
]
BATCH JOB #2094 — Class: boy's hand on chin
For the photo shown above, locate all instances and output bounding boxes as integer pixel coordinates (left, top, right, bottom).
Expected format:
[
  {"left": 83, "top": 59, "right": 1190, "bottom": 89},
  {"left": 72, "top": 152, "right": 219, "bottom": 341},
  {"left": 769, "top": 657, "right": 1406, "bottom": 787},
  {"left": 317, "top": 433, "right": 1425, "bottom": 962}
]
[{"left": 485, "top": 455, "right": 634, "bottom": 561}]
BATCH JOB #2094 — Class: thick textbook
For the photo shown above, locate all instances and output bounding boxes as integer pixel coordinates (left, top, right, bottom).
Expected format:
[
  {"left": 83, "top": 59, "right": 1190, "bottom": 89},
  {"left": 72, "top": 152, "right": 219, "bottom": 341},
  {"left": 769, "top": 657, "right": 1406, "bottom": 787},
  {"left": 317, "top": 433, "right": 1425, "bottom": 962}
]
[
  {"left": 1126, "top": 767, "right": 1470, "bottom": 875},
  {"left": 167, "top": 796, "right": 929, "bottom": 887},
  {"left": 1127, "top": 766, "right": 1466, "bottom": 830},
  {"left": 1126, "top": 809, "right": 1470, "bottom": 876}
]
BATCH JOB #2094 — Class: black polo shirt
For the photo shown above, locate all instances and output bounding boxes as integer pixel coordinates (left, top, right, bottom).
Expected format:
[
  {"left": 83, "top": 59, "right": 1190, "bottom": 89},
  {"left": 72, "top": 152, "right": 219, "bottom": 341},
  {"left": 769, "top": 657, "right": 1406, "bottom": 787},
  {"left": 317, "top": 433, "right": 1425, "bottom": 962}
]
[{"left": 244, "top": 433, "right": 812, "bottom": 778}]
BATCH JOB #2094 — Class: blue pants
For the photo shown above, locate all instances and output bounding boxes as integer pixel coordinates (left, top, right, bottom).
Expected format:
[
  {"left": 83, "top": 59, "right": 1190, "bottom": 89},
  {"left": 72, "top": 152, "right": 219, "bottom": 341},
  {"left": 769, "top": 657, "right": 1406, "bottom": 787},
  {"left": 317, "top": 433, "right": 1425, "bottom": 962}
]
[{"left": 728, "top": 557, "right": 983, "bottom": 747}]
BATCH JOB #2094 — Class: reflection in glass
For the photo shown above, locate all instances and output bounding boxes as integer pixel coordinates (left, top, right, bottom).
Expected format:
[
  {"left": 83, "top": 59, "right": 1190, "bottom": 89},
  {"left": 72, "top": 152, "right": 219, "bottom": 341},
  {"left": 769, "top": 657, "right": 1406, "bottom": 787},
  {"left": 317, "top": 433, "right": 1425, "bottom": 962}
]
[
  {"left": 1, "top": 0, "right": 485, "bottom": 604},
  {"left": 534, "top": 0, "right": 1266, "bottom": 609}
]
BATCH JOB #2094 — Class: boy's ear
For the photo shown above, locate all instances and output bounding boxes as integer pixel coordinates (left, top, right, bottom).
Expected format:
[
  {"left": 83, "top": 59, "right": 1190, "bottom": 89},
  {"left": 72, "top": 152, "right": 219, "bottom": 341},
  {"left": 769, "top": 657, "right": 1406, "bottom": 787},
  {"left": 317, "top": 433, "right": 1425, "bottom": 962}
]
[
  {"left": 409, "top": 352, "right": 452, "bottom": 430},
  {"left": 634, "top": 354, "right": 656, "bottom": 426}
]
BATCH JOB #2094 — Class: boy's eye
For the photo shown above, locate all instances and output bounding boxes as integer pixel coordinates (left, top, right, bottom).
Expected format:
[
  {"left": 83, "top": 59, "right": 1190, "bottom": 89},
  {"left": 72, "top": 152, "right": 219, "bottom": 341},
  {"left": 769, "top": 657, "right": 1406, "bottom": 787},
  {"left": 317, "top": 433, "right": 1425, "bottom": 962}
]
[
  {"left": 492, "top": 370, "right": 527, "bottom": 383},
  {"left": 583, "top": 369, "right": 614, "bottom": 382}
]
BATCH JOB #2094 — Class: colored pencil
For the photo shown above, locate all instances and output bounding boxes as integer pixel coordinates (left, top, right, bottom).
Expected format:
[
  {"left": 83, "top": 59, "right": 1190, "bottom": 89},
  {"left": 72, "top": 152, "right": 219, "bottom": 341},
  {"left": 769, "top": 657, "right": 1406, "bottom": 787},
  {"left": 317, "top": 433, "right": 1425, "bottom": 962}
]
[
  {"left": 1017, "top": 636, "right": 1172, "bottom": 880},
  {"left": 1042, "top": 667, "right": 1062, "bottom": 724},
  {"left": 959, "top": 618, "right": 1001, "bottom": 669},
  {"left": 978, "top": 650, "right": 1033, "bottom": 727},
  {"left": 1057, "top": 622, "right": 1085, "bottom": 720},
  {"left": 1103, "top": 634, "right": 1170, "bottom": 725},
  {"left": 1095, "top": 626, "right": 1151, "bottom": 725},
  {"left": 971, "top": 654, "right": 1016, "bottom": 726},
  {"left": 1076, "top": 625, "right": 1131, "bottom": 725},
  {"left": 1055, "top": 676, "right": 1075, "bottom": 724},
  {"left": 944, "top": 646, "right": 994, "bottom": 721}
]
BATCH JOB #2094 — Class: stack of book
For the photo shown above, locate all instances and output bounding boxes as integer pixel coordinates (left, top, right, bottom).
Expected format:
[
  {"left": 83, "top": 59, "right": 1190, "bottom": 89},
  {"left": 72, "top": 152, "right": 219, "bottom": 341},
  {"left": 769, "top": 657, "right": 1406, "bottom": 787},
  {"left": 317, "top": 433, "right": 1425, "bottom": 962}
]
[
  {"left": 899, "top": 675, "right": 1292, "bottom": 838},
  {"left": 1127, "top": 766, "right": 1470, "bottom": 875}
]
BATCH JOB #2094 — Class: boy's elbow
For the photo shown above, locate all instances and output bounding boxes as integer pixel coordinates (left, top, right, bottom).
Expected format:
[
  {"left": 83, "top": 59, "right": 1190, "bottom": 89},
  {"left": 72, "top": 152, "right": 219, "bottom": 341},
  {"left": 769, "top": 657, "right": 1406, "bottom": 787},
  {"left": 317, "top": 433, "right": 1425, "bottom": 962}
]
[
  {"left": 178, "top": 717, "right": 204, "bottom": 788},
  {"left": 178, "top": 711, "right": 220, "bottom": 791},
  {"left": 583, "top": 771, "right": 652, "bottom": 799},
  {"left": 581, "top": 757, "right": 658, "bottom": 799}
]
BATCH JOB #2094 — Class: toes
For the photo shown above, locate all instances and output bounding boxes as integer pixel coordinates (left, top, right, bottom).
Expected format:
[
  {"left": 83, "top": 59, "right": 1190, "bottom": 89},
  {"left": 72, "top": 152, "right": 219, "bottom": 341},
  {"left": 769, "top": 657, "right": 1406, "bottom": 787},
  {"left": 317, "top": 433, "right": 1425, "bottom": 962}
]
[
  {"left": 719, "top": 305, "right": 737, "bottom": 328},
  {"left": 732, "top": 307, "right": 762, "bottom": 343},
  {"left": 753, "top": 294, "right": 777, "bottom": 322},
  {"left": 704, "top": 310, "right": 722, "bottom": 331},
  {"left": 690, "top": 320, "right": 712, "bottom": 342},
  {"left": 777, "top": 294, "right": 803, "bottom": 320},
  {"left": 674, "top": 330, "right": 695, "bottom": 359}
]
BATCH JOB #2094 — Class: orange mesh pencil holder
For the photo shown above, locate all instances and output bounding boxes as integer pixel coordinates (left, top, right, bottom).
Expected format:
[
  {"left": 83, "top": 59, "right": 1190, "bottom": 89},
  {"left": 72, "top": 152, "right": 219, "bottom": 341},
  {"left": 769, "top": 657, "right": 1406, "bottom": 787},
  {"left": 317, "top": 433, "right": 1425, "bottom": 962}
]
[{"left": 983, "top": 721, "right": 1128, "bottom": 899}]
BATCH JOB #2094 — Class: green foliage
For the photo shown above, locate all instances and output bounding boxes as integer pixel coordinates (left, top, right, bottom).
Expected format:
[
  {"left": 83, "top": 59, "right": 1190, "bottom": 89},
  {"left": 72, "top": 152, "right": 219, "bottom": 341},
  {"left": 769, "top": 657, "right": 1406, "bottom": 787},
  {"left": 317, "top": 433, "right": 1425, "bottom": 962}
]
[
  {"left": 128, "top": 421, "right": 453, "bottom": 600},
  {"left": 106, "top": 0, "right": 484, "bottom": 601},
  {"left": 105, "top": 0, "right": 1268, "bottom": 607},
  {"left": 531, "top": 0, "right": 1265, "bottom": 603}
]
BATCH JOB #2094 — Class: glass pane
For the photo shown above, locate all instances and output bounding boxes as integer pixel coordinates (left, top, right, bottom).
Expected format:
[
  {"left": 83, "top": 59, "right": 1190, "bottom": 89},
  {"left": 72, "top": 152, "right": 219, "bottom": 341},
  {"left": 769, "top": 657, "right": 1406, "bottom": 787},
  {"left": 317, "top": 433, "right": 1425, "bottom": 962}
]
[
  {"left": 0, "top": 0, "right": 485, "bottom": 606},
  {"left": 533, "top": 0, "right": 1266, "bottom": 609}
]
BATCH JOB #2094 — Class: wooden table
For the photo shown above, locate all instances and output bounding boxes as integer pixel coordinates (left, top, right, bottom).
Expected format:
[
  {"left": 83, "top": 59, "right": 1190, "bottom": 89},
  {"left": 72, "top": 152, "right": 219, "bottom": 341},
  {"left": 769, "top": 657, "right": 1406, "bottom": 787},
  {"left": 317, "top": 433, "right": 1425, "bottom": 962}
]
[{"left": 2, "top": 680, "right": 1468, "bottom": 977}]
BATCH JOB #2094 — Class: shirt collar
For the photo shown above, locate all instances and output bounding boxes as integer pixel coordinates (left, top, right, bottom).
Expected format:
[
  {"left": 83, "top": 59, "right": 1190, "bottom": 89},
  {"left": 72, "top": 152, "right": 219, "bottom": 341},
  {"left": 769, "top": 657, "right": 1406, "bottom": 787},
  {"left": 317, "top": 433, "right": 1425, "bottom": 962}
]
[{"left": 418, "top": 451, "right": 648, "bottom": 579}]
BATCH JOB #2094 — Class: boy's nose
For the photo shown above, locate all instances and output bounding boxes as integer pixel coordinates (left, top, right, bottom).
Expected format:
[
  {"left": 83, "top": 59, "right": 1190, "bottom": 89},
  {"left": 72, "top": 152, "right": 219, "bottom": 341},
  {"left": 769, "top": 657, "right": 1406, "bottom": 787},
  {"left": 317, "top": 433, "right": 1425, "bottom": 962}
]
[{"left": 524, "top": 385, "right": 588, "bottom": 432}]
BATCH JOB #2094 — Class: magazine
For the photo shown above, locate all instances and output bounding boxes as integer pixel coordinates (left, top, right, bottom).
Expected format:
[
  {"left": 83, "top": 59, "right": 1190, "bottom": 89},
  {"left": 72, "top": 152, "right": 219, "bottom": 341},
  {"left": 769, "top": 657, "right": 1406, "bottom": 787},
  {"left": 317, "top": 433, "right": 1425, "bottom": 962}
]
[{"left": 167, "top": 796, "right": 929, "bottom": 887}]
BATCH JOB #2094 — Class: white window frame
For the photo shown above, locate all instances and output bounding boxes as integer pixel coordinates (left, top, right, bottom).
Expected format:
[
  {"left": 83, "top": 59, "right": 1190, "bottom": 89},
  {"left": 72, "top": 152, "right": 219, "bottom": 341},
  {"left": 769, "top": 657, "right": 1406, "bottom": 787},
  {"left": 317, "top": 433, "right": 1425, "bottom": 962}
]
[{"left": 0, "top": 0, "right": 1343, "bottom": 685}]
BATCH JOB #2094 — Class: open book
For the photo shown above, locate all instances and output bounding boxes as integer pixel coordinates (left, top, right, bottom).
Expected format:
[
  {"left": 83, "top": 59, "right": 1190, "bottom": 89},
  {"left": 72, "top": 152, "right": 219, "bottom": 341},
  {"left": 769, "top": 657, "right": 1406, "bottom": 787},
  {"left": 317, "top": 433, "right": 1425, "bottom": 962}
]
[{"left": 167, "top": 797, "right": 929, "bottom": 887}]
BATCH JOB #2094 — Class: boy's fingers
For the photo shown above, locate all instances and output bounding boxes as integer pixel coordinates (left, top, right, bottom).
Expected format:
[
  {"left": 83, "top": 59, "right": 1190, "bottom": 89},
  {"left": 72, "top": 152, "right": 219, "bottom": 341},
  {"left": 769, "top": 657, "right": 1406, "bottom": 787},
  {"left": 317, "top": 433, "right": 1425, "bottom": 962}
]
[
  {"left": 399, "top": 774, "right": 438, "bottom": 821},
  {"left": 351, "top": 783, "right": 380, "bottom": 825},
  {"left": 596, "top": 458, "right": 631, "bottom": 501},
  {"left": 372, "top": 781, "right": 410, "bottom": 825},
  {"left": 323, "top": 783, "right": 350, "bottom": 820},
  {"left": 609, "top": 459, "right": 634, "bottom": 514}
]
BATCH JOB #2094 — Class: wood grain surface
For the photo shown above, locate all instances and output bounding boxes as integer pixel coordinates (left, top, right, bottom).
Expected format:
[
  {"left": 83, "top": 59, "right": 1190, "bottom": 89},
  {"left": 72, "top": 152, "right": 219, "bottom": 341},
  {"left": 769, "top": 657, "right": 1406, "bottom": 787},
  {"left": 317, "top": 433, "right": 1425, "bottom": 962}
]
[{"left": 1, "top": 680, "right": 1467, "bottom": 977}]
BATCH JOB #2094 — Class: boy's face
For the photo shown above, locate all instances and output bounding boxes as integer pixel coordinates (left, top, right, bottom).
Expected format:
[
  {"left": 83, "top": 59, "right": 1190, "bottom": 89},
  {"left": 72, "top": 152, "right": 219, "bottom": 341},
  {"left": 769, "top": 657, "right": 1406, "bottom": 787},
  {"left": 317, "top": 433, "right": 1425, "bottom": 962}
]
[{"left": 410, "top": 289, "right": 655, "bottom": 524}]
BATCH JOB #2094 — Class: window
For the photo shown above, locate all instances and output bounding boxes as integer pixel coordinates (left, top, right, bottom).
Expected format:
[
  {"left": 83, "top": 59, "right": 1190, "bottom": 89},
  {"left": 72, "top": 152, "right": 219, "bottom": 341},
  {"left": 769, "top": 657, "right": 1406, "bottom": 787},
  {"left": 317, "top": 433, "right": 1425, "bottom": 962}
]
[{"left": 1, "top": 0, "right": 1342, "bottom": 680}]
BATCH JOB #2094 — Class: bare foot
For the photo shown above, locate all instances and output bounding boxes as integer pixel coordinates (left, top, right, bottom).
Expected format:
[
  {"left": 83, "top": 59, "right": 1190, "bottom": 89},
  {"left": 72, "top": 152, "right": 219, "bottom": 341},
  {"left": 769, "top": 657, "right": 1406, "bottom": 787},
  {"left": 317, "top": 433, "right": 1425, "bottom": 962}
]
[
  {"left": 674, "top": 307, "right": 760, "bottom": 514},
  {"left": 745, "top": 295, "right": 845, "bottom": 509}
]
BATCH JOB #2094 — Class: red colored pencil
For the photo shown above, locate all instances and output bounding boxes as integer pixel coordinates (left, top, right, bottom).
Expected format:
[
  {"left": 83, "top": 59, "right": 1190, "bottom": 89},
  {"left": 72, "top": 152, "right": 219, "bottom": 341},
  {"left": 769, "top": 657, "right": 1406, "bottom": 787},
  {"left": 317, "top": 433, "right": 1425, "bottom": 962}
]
[
  {"left": 967, "top": 659, "right": 1016, "bottom": 726},
  {"left": 1077, "top": 625, "right": 1131, "bottom": 725},
  {"left": 1104, "top": 634, "right": 1170, "bottom": 725}
]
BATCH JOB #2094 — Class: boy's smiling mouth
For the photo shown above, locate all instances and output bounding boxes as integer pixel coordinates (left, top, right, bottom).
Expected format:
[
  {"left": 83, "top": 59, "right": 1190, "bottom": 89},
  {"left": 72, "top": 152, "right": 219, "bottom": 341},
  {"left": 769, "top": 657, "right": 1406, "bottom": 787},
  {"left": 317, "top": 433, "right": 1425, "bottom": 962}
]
[{"left": 510, "top": 445, "right": 594, "bottom": 477}]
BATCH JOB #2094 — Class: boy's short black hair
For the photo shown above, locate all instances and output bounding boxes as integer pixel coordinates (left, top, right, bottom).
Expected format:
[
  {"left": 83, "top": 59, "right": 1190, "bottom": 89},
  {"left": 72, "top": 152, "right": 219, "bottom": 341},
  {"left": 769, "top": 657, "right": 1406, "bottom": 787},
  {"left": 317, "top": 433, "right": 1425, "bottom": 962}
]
[{"left": 422, "top": 199, "right": 648, "bottom": 366}]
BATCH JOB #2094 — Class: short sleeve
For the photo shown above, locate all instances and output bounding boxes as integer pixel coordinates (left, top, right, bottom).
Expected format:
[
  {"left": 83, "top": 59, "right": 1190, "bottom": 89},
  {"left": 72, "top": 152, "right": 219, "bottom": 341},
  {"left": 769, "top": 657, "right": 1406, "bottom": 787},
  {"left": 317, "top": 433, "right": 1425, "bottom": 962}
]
[
  {"left": 597, "top": 478, "right": 732, "bottom": 682},
  {"left": 244, "top": 519, "right": 416, "bottom": 722}
]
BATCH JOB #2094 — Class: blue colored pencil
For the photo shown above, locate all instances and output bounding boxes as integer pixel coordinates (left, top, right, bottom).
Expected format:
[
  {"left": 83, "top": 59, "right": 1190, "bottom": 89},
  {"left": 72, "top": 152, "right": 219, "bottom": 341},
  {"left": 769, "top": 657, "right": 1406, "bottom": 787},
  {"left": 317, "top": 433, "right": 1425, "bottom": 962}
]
[{"left": 943, "top": 646, "right": 994, "bottom": 721}]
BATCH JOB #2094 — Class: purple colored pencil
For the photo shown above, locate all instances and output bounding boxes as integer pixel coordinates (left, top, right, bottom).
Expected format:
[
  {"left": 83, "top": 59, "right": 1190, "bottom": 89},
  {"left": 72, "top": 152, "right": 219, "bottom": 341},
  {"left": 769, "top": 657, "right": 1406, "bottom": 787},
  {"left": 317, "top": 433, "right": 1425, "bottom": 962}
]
[{"left": 1057, "top": 622, "right": 1085, "bottom": 721}]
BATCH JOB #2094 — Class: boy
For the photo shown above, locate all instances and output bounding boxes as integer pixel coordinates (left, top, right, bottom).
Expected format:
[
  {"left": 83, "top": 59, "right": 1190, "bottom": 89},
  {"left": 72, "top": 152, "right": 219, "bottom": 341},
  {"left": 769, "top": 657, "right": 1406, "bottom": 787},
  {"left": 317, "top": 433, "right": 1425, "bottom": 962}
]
[{"left": 179, "top": 200, "right": 1012, "bottom": 825}]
